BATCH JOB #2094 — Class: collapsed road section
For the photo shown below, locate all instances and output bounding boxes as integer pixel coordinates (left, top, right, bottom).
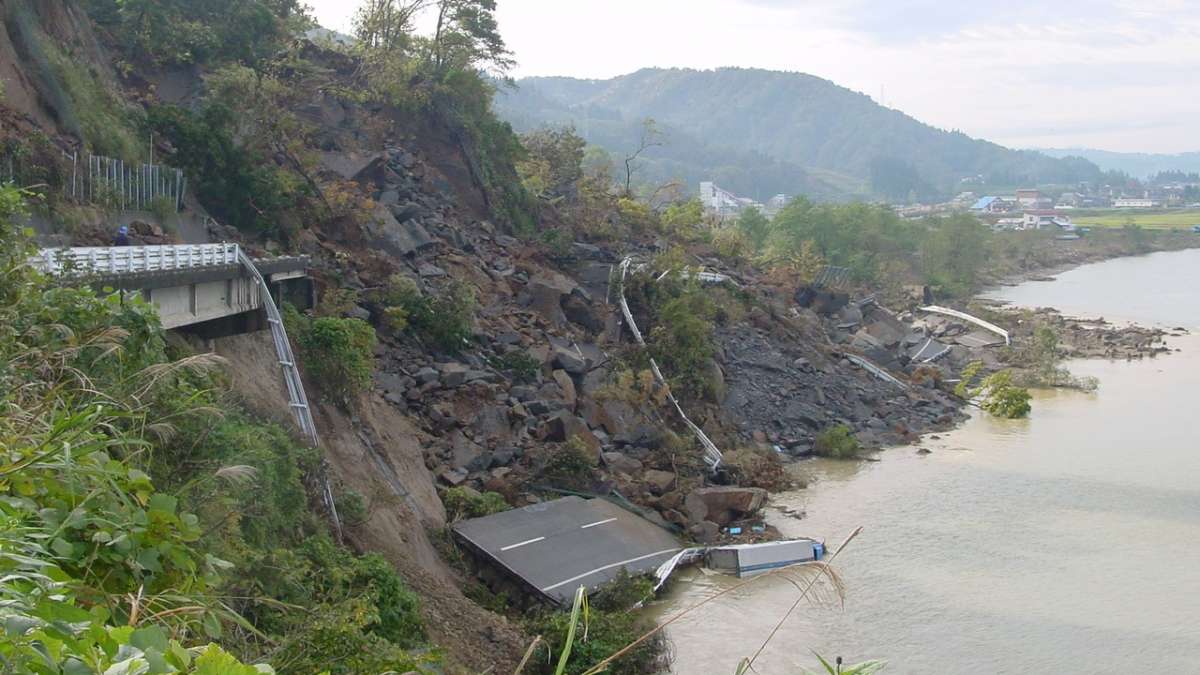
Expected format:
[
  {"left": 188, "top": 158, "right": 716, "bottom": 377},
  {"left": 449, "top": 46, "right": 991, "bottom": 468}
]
[
  {"left": 454, "top": 496, "right": 828, "bottom": 607},
  {"left": 453, "top": 496, "right": 682, "bottom": 606}
]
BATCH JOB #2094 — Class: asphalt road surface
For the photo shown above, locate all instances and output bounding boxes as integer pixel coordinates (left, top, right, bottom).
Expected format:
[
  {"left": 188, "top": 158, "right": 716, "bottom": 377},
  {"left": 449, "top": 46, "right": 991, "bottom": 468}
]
[{"left": 453, "top": 496, "right": 682, "bottom": 605}]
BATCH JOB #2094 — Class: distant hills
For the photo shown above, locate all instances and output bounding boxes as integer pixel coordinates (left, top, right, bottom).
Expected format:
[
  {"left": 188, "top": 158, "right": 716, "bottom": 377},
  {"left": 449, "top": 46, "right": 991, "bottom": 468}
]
[
  {"left": 1037, "top": 148, "right": 1200, "bottom": 179},
  {"left": 495, "top": 67, "right": 1106, "bottom": 202}
]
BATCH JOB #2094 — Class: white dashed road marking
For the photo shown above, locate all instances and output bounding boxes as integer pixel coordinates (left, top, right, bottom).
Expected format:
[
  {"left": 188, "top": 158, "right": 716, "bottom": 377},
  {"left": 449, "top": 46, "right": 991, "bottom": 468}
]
[
  {"left": 500, "top": 536, "right": 545, "bottom": 552},
  {"left": 580, "top": 518, "right": 618, "bottom": 529}
]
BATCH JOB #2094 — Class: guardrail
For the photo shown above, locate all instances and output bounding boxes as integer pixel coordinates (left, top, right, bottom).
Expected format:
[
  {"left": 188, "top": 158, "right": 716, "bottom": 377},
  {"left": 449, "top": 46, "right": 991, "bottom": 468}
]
[
  {"left": 919, "top": 305, "right": 1011, "bottom": 346},
  {"left": 845, "top": 354, "right": 909, "bottom": 389},
  {"left": 618, "top": 258, "right": 724, "bottom": 471},
  {"left": 30, "top": 244, "right": 241, "bottom": 276}
]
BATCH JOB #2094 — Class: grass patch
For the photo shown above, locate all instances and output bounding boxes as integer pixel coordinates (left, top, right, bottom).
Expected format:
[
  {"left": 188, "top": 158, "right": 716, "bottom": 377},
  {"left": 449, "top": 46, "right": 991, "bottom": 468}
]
[
  {"left": 41, "top": 42, "right": 143, "bottom": 159},
  {"left": 1072, "top": 208, "right": 1200, "bottom": 230}
]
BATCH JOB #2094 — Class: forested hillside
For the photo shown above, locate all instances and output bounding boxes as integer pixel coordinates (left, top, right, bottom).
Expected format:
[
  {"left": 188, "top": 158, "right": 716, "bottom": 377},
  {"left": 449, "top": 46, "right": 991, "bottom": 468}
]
[
  {"left": 497, "top": 68, "right": 1106, "bottom": 201},
  {"left": 1038, "top": 148, "right": 1200, "bottom": 179}
]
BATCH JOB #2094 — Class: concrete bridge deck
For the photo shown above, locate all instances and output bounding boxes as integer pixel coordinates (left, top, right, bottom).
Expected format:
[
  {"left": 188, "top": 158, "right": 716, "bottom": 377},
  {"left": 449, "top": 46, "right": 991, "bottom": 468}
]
[{"left": 32, "top": 244, "right": 313, "bottom": 333}]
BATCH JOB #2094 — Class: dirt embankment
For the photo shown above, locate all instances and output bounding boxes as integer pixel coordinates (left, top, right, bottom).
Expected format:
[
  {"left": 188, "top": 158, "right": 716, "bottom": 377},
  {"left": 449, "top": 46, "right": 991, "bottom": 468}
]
[{"left": 212, "top": 331, "right": 528, "bottom": 673}]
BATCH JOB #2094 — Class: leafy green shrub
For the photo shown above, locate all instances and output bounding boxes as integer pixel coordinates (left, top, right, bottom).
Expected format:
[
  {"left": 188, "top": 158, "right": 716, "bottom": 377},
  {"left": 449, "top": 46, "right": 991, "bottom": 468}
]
[
  {"left": 590, "top": 570, "right": 656, "bottom": 611},
  {"left": 524, "top": 603, "right": 661, "bottom": 675},
  {"left": 316, "top": 287, "right": 361, "bottom": 318},
  {"left": 660, "top": 198, "right": 706, "bottom": 239},
  {"left": 234, "top": 537, "right": 428, "bottom": 669},
  {"left": 713, "top": 226, "right": 750, "bottom": 260},
  {"left": 285, "top": 305, "right": 377, "bottom": 404},
  {"left": 649, "top": 288, "right": 718, "bottom": 401},
  {"left": 956, "top": 362, "right": 1033, "bottom": 419},
  {"left": 381, "top": 276, "right": 476, "bottom": 353},
  {"left": 489, "top": 349, "right": 540, "bottom": 383},
  {"left": 737, "top": 206, "right": 772, "bottom": 251},
  {"left": 978, "top": 371, "right": 1032, "bottom": 419},
  {"left": 442, "top": 487, "right": 511, "bottom": 521},
  {"left": 148, "top": 194, "right": 177, "bottom": 222},
  {"left": 540, "top": 437, "right": 596, "bottom": 489},
  {"left": 148, "top": 103, "right": 306, "bottom": 236},
  {"left": 82, "top": 0, "right": 306, "bottom": 67},
  {"left": 814, "top": 425, "right": 861, "bottom": 459},
  {"left": 337, "top": 488, "right": 369, "bottom": 527}
]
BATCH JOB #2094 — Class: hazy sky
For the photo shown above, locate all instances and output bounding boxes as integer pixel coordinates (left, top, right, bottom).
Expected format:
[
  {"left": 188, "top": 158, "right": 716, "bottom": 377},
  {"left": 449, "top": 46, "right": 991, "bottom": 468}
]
[{"left": 306, "top": 0, "right": 1200, "bottom": 154}]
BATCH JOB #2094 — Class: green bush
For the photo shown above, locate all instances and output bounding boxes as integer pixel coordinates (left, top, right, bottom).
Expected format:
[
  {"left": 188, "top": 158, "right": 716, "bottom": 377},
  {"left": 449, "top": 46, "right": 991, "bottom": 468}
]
[
  {"left": 590, "top": 570, "right": 656, "bottom": 612},
  {"left": 524, "top": 603, "right": 661, "bottom": 675},
  {"left": 442, "top": 487, "right": 511, "bottom": 521},
  {"left": 336, "top": 488, "right": 369, "bottom": 526},
  {"left": 648, "top": 287, "right": 718, "bottom": 401},
  {"left": 148, "top": 103, "right": 306, "bottom": 236},
  {"left": 489, "top": 349, "right": 540, "bottom": 383},
  {"left": 285, "top": 305, "right": 377, "bottom": 404},
  {"left": 978, "top": 371, "right": 1032, "bottom": 419},
  {"left": 540, "top": 437, "right": 596, "bottom": 489},
  {"left": 82, "top": 0, "right": 307, "bottom": 67},
  {"left": 957, "top": 362, "right": 1033, "bottom": 419},
  {"left": 814, "top": 425, "right": 861, "bottom": 459},
  {"left": 381, "top": 276, "right": 476, "bottom": 353}
]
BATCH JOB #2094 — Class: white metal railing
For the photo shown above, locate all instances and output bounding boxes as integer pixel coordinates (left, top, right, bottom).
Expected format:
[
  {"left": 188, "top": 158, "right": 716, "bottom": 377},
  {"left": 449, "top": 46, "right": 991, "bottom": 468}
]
[
  {"left": 31, "top": 244, "right": 240, "bottom": 277},
  {"left": 235, "top": 248, "right": 337, "bottom": 539},
  {"left": 846, "top": 354, "right": 909, "bottom": 389},
  {"left": 920, "top": 305, "right": 1011, "bottom": 346},
  {"left": 618, "top": 258, "right": 724, "bottom": 471}
]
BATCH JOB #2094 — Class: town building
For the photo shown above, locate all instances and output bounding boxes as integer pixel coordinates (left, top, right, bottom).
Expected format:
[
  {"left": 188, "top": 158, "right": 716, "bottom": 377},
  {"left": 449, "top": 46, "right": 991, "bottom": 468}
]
[
  {"left": 1015, "top": 189, "right": 1043, "bottom": 208},
  {"left": 991, "top": 217, "right": 1025, "bottom": 231},
  {"left": 700, "top": 181, "right": 764, "bottom": 219},
  {"left": 1023, "top": 210, "right": 1075, "bottom": 231},
  {"left": 971, "top": 196, "right": 1016, "bottom": 214},
  {"left": 764, "top": 193, "right": 790, "bottom": 217},
  {"left": 1056, "top": 192, "right": 1084, "bottom": 208},
  {"left": 1113, "top": 197, "right": 1156, "bottom": 208}
]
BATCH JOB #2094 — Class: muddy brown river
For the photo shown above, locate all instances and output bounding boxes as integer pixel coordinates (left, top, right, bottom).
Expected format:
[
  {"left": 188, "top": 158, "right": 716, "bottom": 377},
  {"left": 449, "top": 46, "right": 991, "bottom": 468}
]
[{"left": 657, "top": 248, "right": 1200, "bottom": 673}]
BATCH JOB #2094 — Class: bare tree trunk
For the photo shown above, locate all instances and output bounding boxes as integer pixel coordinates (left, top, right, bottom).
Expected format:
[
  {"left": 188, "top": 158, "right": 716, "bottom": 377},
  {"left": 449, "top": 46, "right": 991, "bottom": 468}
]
[{"left": 432, "top": 2, "right": 449, "bottom": 72}]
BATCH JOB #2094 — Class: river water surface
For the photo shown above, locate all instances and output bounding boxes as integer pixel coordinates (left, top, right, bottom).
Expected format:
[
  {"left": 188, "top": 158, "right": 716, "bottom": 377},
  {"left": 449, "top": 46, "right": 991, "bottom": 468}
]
[{"left": 657, "top": 248, "right": 1200, "bottom": 674}]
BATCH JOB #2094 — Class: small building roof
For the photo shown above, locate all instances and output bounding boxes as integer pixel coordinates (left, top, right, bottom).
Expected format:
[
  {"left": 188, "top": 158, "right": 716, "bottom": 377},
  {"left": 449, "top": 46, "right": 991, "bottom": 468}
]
[{"left": 971, "top": 196, "right": 999, "bottom": 210}]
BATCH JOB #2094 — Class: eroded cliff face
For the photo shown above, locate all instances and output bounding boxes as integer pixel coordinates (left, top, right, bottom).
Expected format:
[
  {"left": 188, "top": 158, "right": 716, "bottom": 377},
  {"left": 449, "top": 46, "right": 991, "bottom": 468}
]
[
  {"left": 0, "top": 0, "right": 116, "bottom": 135},
  {"left": 212, "top": 331, "right": 528, "bottom": 671}
]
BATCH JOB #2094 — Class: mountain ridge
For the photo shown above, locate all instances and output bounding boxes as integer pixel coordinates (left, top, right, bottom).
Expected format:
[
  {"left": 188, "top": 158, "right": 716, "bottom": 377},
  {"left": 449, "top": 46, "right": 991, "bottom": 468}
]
[
  {"left": 496, "top": 67, "right": 1106, "bottom": 200},
  {"left": 1036, "top": 148, "right": 1200, "bottom": 178}
]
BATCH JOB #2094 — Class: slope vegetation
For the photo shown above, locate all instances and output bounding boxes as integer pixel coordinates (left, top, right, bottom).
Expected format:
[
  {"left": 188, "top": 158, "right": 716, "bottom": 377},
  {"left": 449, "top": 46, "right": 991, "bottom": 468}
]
[{"left": 498, "top": 67, "right": 1105, "bottom": 200}]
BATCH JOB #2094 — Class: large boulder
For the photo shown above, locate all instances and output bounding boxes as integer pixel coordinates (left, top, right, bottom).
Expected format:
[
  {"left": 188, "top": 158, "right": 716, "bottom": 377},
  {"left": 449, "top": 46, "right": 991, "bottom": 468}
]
[
  {"left": 551, "top": 345, "right": 589, "bottom": 374},
  {"left": 863, "top": 319, "right": 906, "bottom": 348},
  {"left": 526, "top": 272, "right": 577, "bottom": 326},
  {"left": 684, "top": 486, "right": 768, "bottom": 527},
  {"left": 537, "top": 412, "right": 601, "bottom": 455},
  {"left": 363, "top": 205, "right": 435, "bottom": 257},
  {"left": 602, "top": 452, "right": 643, "bottom": 475},
  {"left": 449, "top": 430, "right": 485, "bottom": 470},
  {"left": 552, "top": 370, "right": 578, "bottom": 410},
  {"left": 643, "top": 469, "right": 677, "bottom": 494}
]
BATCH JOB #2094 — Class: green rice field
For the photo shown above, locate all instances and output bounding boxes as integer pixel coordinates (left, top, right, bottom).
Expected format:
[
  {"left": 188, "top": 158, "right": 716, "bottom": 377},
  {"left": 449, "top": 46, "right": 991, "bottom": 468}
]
[{"left": 1071, "top": 208, "right": 1200, "bottom": 230}]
